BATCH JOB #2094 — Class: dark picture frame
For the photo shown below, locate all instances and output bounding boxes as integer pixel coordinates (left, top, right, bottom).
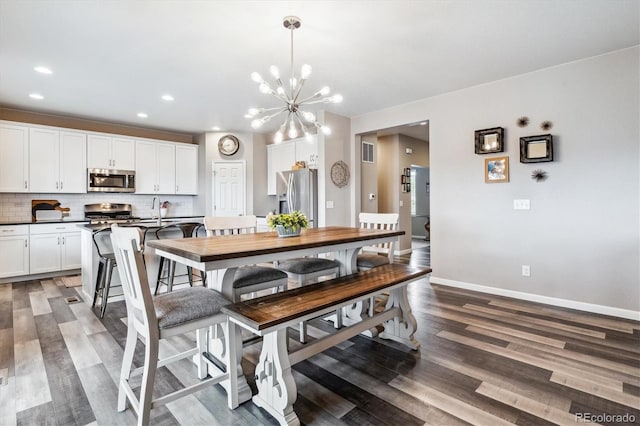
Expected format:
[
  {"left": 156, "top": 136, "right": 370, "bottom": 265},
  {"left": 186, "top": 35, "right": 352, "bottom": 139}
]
[
  {"left": 520, "top": 134, "right": 553, "bottom": 163},
  {"left": 475, "top": 127, "right": 504, "bottom": 154}
]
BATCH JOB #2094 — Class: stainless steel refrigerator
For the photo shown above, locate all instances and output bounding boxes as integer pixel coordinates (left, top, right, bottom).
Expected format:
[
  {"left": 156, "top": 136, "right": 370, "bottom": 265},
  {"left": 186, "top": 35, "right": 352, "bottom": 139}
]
[{"left": 276, "top": 169, "right": 318, "bottom": 227}]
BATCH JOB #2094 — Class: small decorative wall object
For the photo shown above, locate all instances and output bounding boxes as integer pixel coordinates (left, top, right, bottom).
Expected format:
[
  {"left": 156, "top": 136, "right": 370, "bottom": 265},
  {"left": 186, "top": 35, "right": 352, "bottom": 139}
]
[
  {"left": 401, "top": 167, "right": 411, "bottom": 191},
  {"left": 484, "top": 156, "right": 509, "bottom": 183},
  {"left": 520, "top": 134, "right": 553, "bottom": 163},
  {"left": 540, "top": 120, "right": 553, "bottom": 131},
  {"left": 402, "top": 183, "right": 411, "bottom": 193},
  {"left": 475, "top": 127, "right": 504, "bottom": 154},
  {"left": 517, "top": 116, "right": 530, "bottom": 127},
  {"left": 330, "top": 160, "right": 350, "bottom": 188},
  {"left": 531, "top": 169, "right": 548, "bottom": 182}
]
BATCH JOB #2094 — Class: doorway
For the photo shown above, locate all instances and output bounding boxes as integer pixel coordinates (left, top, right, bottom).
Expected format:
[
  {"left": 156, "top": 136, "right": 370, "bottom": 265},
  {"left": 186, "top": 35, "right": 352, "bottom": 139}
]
[
  {"left": 212, "top": 161, "right": 246, "bottom": 216},
  {"left": 358, "top": 121, "right": 430, "bottom": 263}
]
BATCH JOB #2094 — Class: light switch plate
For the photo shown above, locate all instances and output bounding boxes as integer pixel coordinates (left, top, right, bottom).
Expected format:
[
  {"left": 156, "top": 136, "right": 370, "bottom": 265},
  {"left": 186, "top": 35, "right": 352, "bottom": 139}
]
[
  {"left": 326, "top": 201, "right": 334, "bottom": 209},
  {"left": 513, "top": 199, "right": 530, "bottom": 210}
]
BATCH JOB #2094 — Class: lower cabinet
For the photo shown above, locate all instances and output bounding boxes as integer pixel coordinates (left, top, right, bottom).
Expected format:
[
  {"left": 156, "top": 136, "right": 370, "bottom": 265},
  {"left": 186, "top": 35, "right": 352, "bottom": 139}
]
[
  {"left": 0, "top": 225, "right": 29, "bottom": 278},
  {"left": 29, "top": 223, "right": 82, "bottom": 274}
]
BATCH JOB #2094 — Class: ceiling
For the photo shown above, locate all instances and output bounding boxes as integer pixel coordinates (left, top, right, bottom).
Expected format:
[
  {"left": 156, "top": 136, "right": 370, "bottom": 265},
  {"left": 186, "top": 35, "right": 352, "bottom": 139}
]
[{"left": 0, "top": 1, "right": 638, "bottom": 136}]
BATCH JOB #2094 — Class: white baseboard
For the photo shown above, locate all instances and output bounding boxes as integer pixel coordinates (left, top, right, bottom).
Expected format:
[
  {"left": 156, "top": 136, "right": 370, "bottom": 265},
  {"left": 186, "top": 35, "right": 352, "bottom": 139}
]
[
  {"left": 395, "top": 248, "right": 413, "bottom": 256},
  {"left": 429, "top": 276, "right": 640, "bottom": 321}
]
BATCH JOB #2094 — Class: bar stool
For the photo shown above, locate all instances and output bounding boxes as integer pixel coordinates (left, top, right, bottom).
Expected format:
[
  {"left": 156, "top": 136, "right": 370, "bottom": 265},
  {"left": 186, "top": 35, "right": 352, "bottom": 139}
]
[{"left": 154, "top": 222, "right": 205, "bottom": 295}]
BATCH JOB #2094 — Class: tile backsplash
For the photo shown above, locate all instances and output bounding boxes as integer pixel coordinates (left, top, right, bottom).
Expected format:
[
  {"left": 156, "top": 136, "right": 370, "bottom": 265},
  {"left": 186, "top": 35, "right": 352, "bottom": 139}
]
[{"left": 0, "top": 193, "right": 195, "bottom": 221}]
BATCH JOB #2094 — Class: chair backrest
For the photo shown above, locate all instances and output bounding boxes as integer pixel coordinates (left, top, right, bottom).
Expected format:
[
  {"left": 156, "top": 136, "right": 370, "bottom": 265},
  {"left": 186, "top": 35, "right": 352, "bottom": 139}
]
[
  {"left": 92, "top": 227, "right": 114, "bottom": 258},
  {"left": 155, "top": 221, "right": 201, "bottom": 240},
  {"left": 359, "top": 212, "right": 399, "bottom": 260},
  {"left": 110, "top": 224, "right": 156, "bottom": 336},
  {"left": 203, "top": 215, "right": 257, "bottom": 236}
]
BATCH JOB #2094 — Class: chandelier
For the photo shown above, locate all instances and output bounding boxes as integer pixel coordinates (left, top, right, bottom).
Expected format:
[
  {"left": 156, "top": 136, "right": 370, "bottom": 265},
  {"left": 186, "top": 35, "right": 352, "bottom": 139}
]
[{"left": 246, "top": 16, "right": 342, "bottom": 143}]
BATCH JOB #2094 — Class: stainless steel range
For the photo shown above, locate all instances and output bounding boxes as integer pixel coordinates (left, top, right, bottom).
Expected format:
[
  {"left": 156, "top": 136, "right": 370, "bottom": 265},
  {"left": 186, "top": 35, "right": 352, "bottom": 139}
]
[{"left": 84, "top": 203, "right": 141, "bottom": 224}]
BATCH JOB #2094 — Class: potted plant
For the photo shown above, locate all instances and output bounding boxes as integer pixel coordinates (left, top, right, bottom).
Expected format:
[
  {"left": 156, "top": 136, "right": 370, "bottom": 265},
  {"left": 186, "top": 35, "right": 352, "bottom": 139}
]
[{"left": 267, "top": 211, "right": 309, "bottom": 237}]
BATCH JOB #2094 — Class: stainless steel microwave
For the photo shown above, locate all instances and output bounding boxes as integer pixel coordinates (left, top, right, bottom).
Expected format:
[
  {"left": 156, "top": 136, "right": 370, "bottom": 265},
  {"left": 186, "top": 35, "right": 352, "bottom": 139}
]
[{"left": 87, "top": 169, "right": 136, "bottom": 193}]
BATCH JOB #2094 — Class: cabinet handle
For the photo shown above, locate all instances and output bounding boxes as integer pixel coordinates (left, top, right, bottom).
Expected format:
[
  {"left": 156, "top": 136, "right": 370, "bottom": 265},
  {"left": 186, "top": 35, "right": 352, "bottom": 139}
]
[
  {"left": 62, "top": 236, "right": 66, "bottom": 244},
  {"left": 56, "top": 181, "right": 59, "bottom": 190},
  {"left": 60, "top": 181, "right": 63, "bottom": 190},
  {"left": 25, "top": 239, "right": 27, "bottom": 248},
  {"left": 24, "top": 180, "right": 27, "bottom": 189},
  {"left": 58, "top": 237, "right": 61, "bottom": 245},
  {"left": 1, "top": 229, "right": 14, "bottom": 233}
]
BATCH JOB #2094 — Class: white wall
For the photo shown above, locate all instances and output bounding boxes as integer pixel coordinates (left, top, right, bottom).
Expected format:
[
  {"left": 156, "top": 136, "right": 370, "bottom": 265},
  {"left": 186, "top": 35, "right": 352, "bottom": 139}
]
[{"left": 352, "top": 47, "right": 639, "bottom": 317}]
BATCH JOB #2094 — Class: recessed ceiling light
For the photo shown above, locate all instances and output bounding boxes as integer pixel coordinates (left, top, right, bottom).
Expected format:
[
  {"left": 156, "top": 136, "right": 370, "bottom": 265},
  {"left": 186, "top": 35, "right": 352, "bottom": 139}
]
[
  {"left": 161, "top": 94, "right": 174, "bottom": 101},
  {"left": 419, "top": 122, "right": 427, "bottom": 125},
  {"left": 29, "top": 93, "right": 44, "bottom": 100},
  {"left": 211, "top": 126, "right": 221, "bottom": 131},
  {"left": 137, "top": 112, "right": 148, "bottom": 118},
  {"left": 34, "top": 66, "right": 52, "bottom": 74}
]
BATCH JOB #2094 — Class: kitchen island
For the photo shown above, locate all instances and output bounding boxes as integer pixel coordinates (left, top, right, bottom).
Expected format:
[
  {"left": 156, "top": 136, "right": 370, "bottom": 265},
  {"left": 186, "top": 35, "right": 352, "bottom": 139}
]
[{"left": 78, "top": 217, "right": 204, "bottom": 305}]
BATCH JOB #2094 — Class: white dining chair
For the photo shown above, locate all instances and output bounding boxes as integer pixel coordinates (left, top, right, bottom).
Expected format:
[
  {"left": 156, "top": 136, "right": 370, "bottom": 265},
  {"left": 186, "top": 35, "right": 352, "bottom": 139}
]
[
  {"left": 110, "top": 224, "right": 237, "bottom": 426},
  {"left": 203, "top": 215, "right": 289, "bottom": 301},
  {"left": 357, "top": 212, "right": 399, "bottom": 270}
]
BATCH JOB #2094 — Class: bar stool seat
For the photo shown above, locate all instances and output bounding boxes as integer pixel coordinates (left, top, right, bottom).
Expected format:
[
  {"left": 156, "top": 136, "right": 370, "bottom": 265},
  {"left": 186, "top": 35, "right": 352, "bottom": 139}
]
[{"left": 155, "top": 222, "right": 205, "bottom": 295}]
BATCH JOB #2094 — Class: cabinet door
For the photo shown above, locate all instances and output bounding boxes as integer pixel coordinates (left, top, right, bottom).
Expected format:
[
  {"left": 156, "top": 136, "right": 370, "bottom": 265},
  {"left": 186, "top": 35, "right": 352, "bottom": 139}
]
[
  {"left": 267, "top": 143, "right": 295, "bottom": 195},
  {"left": 135, "top": 141, "right": 158, "bottom": 194},
  {"left": 0, "top": 124, "right": 29, "bottom": 192},
  {"left": 60, "top": 232, "right": 81, "bottom": 270},
  {"left": 59, "top": 131, "right": 87, "bottom": 193},
  {"left": 87, "top": 134, "right": 112, "bottom": 169},
  {"left": 294, "top": 137, "right": 318, "bottom": 167},
  {"left": 175, "top": 144, "right": 198, "bottom": 194},
  {"left": 0, "top": 235, "right": 29, "bottom": 278},
  {"left": 112, "top": 138, "right": 135, "bottom": 170},
  {"left": 30, "top": 234, "right": 60, "bottom": 273},
  {"left": 29, "top": 127, "right": 60, "bottom": 193},
  {"left": 156, "top": 143, "right": 175, "bottom": 194}
]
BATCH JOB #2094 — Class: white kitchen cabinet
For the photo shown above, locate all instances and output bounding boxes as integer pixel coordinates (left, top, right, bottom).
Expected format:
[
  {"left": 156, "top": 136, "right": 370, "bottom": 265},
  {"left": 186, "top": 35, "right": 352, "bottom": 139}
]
[
  {"left": 29, "top": 128, "right": 86, "bottom": 193},
  {"left": 0, "top": 225, "right": 29, "bottom": 278},
  {"left": 0, "top": 123, "right": 29, "bottom": 192},
  {"left": 267, "top": 142, "right": 296, "bottom": 195},
  {"left": 30, "top": 223, "right": 82, "bottom": 274},
  {"left": 294, "top": 136, "right": 318, "bottom": 167},
  {"left": 87, "top": 134, "right": 135, "bottom": 170},
  {"left": 175, "top": 144, "right": 198, "bottom": 194},
  {"left": 135, "top": 140, "right": 176, "bottom": 194}
]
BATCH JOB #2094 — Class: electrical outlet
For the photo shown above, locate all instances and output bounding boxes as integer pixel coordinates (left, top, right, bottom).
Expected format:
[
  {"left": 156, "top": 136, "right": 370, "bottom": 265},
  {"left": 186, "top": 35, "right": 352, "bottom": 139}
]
[
  {"left": 513, "top": 199, "right": 530, "bottom": 210},
  {"left": 522, "top": 265, "right": 530, "bottom": 277},
  {"left": 399, "top": 200, "right": 404, "bottom": 207}
]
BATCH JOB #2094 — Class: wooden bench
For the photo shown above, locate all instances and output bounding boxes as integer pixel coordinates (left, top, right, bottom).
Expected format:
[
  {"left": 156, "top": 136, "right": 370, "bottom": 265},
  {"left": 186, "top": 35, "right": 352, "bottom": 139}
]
[{"left": 222, "top": 262, "right": 431, "bottom": 426}]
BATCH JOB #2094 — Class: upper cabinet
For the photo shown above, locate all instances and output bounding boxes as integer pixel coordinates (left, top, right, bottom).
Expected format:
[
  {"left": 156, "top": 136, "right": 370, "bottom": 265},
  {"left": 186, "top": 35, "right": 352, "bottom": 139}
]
[
  {"left": 29, "top": 128, "right": 86, "bottom": 193},
  {"left": 135, "top": 140, "right": 176, "bottom": 194},
  {"left": 87, "top": 134, "right": 135, "bottom": 170},
  {"left": 175, "top": 144, "right": 198, "bottom": 194},
  {"left": 266, "top": 135, "right": 318, "bottom": 195},
  {"left": 0, "top": 124, "right": 29, "bottom": 192}
]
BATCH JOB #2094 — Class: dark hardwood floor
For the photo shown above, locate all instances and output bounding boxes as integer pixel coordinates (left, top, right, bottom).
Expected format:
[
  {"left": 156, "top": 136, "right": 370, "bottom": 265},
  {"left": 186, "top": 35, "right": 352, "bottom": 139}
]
[{"left": 1, "top": 246, "right": 639, "bottom": 425}]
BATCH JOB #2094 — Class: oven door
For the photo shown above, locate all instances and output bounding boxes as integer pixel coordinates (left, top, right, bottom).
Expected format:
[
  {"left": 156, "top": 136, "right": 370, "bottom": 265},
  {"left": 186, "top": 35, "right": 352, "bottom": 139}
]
[{"left": 87, "top": 169, "right": 136, "bottom": 192}]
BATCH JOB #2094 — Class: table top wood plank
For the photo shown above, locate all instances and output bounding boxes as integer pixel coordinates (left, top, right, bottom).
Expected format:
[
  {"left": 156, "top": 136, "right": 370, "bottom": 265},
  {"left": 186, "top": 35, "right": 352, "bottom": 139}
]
[
  {"left": 221, "top": 263, "right": 431, "bottom": 331},
  {"left": 146, "top": 226, "right": 404, "bottom": 263}
]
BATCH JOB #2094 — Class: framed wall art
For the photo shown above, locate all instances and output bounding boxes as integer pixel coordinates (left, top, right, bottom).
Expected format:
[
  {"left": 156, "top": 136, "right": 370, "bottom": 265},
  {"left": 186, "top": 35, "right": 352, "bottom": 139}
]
[
  {"left": 475, "top": 127, "right": 504, "bottom": 154},
  {"left": 520, "top": 134, "right": 553, "bottom": 163},
  {"left": 484, "top": 156, "right": 509, "bottom": 183}
]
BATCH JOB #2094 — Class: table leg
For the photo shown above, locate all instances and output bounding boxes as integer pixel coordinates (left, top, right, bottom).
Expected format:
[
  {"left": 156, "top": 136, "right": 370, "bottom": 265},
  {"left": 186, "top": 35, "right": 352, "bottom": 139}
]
[
  {"left": 378, "top": 286, "right": 420, "bottom": 350},
  {"left": 252, "top": 329, "right": 299, "bottom": 426},
  {"left": 204, "top": 267, "right": 252, "bottom": 403}
]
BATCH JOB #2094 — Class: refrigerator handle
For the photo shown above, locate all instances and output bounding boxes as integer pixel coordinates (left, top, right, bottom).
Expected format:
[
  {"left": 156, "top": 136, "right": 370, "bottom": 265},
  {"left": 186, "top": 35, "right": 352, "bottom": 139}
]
[{"left": 287, "top": 174, "right": 294, "bottom": 212}]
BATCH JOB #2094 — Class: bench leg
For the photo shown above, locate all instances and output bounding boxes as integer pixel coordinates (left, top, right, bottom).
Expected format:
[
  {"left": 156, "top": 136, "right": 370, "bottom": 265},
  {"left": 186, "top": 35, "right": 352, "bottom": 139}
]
[
  {"left": 253, "top": 329, "right": 299, "bottom": 426},
  {"left": 378, "top": 286, "right": 420, "bottom": 350}
]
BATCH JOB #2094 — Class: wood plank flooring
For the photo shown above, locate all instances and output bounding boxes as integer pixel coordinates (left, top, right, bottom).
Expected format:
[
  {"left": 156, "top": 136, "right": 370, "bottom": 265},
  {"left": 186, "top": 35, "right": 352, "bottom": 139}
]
[{"left": 1, "top": 246, "right": 639, "bottom": 425}]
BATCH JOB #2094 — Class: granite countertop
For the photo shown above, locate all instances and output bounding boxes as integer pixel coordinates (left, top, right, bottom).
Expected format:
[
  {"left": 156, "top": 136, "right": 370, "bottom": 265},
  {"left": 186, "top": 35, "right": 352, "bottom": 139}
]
[
  {"left": 0, "top": 217, "right": 88, "bottom": 226},
  {"left": 1, "top": 215, "right": 205, "bottom": 227},
  {"left": 78, "top": 216, "right": 205, "bottom": 232}
]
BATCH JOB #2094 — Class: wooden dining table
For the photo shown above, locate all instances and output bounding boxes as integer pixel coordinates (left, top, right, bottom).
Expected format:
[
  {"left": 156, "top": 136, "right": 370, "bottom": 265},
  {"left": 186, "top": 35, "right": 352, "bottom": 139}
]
[{"left": 146, "top": 226, "right": 404, "bottom": 404}]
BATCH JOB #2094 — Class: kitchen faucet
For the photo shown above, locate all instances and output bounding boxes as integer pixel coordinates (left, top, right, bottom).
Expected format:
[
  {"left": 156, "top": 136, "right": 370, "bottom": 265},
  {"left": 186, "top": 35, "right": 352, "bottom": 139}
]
[{"left": 151, "top": 196, "right": 162, "bottom": 226}]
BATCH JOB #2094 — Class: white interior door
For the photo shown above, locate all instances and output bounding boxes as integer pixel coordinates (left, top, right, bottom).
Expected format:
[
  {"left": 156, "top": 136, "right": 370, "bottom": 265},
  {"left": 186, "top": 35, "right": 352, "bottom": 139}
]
[{"left": 213, "top": 161, "right": 245, "bottom": 216}]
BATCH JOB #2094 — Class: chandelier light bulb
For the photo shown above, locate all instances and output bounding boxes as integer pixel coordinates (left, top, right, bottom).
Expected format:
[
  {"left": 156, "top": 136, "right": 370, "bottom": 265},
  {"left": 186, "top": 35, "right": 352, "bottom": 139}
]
[
  {"left": 319, "top": 86, "right": 330, "bottom": 96},
  {"left": 300, "top": 64, "right": 312, "bottom": 79},
  {"left": 277, "top": 86, "right": 285, "bottom": 95},
  {"left": 331, "top": 94, "right": 343, "bottom": 103},
  {"left": 274, "top": 130, "right": 283, "bottom": 143},
  {"left": 321, "top": 125, "right": 331, "bottom": 135},
  {"left": 288, "top": 120, "right": 298, "bottom": 138},
  {"left": 302, "top": 111, "right": 316, "bottom": 122},
  {"left": 270, "top": 66, "right": 280, "bottom": 79},
  {"left": 251, "top": 72, "right": 263, "bottom": 83},
  {"left": 247, "top": 108, "right": 260, "bottom": 116},
  {"left": 259, "top": 82, "right": 271, "bottom": 94}
]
